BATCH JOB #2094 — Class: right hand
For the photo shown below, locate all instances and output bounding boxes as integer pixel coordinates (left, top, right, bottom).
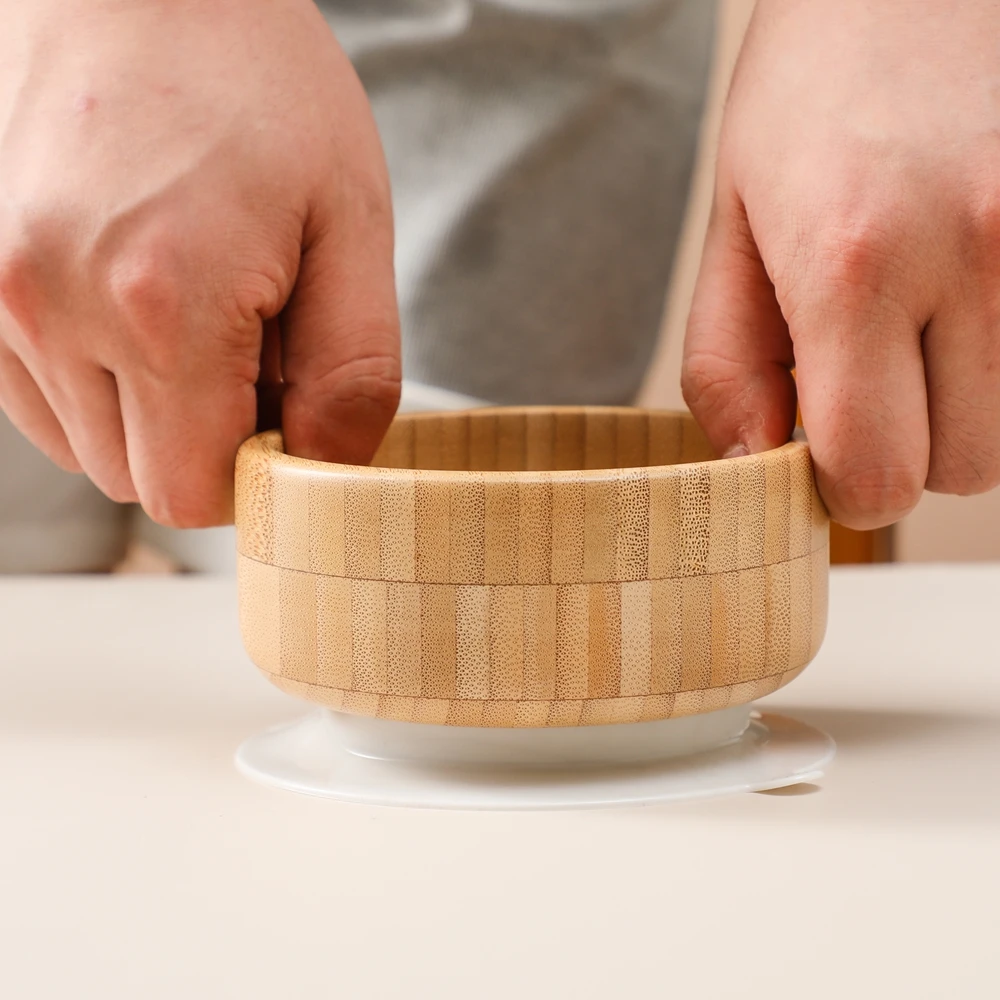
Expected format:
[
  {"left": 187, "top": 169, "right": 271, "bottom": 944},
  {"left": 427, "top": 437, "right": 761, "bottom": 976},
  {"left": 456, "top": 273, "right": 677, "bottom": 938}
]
[
  {"left": 682, "top": 0, "right": 1000, "bottom": 530},
  {"left": 0, "top": 0, "right": 400, "bottom": 527}
]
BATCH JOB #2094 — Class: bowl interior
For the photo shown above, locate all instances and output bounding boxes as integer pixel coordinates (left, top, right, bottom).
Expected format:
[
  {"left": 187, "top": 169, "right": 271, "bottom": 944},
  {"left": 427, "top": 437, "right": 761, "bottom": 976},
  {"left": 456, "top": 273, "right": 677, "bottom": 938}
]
[{"left": 370, "top": 407, "right": 717, "bottom": 474}]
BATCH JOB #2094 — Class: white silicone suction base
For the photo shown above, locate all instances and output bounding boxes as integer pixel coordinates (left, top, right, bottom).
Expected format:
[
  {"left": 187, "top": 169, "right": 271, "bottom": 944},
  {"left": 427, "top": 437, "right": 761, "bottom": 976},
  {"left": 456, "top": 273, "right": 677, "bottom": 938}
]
[{"left": 235, "top": 706, "right": 835, "bottom": 811}]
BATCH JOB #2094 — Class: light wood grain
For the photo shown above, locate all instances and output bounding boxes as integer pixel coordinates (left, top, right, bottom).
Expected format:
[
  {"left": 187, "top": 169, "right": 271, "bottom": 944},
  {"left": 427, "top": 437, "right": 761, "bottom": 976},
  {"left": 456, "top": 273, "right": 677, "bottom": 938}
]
[{"left": 236, "top": 407, "right": 829, "bottom": 727}]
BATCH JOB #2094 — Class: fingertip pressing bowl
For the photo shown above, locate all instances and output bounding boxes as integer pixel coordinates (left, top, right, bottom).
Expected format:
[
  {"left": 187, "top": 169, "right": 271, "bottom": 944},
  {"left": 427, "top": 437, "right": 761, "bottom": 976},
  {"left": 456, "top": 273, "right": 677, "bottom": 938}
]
[{"left": 235, "top": 407, "right": 829, "bottom": 728}]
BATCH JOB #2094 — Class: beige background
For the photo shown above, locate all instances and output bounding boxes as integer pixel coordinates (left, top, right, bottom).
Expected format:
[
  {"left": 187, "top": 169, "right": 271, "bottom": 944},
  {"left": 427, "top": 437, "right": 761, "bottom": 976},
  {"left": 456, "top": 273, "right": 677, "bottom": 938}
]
[
  {"left": 639, "top": 0, "right": 1000, "bottom": 562},
  {"left": 4, "top": 567, "right": 999, "bottom": 997}
]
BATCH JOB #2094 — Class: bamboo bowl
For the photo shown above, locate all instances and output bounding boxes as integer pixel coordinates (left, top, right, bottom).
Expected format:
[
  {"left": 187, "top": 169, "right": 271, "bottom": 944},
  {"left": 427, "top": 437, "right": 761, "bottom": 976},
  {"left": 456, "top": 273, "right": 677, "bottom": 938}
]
[{"left": 236, "top": 407, "right": 829, "bottom": 729}]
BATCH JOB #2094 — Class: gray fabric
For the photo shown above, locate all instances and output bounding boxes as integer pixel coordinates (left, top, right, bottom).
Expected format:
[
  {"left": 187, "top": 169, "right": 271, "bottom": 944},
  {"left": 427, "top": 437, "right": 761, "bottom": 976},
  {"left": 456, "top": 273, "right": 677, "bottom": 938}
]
[
  {"left": 0, "top": 0, "right": 713, "bottom": 572},
  {"left": 0, "top": 411, "right": 129, "bottom": 572},
  {"left": 324, "top": 0, "right": 714, "bottom": 405}
]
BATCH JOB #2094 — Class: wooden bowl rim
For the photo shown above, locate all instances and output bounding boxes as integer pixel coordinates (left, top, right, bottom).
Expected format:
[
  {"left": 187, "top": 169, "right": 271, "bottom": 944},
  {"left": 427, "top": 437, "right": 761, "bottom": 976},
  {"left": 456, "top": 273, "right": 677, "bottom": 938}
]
[{"left": 242, "top": 407, "right": 808, "bottom": 485}]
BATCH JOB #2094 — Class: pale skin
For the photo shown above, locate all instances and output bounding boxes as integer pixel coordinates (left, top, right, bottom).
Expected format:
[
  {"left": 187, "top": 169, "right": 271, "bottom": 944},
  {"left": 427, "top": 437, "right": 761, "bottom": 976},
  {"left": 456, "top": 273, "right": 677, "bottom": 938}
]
[
  {"left": 1, "top": 0, "right": 998, "bottom": 531},
  {"left": 0, "top": 0, "right": 400, "bottom": 526},
  {"left": 685, "top": 0, "right": 1000, "bottom": 529}
]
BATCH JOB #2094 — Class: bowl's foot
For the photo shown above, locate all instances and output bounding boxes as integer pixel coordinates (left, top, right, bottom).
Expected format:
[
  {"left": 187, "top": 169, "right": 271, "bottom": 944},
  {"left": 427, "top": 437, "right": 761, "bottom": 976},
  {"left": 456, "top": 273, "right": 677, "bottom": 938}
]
[{"left": 235, "top": 707, "right": 835, "bottom": 811}]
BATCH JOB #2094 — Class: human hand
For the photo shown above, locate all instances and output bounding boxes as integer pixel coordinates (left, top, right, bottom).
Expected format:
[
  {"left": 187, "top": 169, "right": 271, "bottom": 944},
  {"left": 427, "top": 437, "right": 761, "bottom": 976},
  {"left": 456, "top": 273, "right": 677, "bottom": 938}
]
[
  {"left": 0, "top": 0, "right": 399, "bottom": 527},
  {"left": 683, "top": 0, "right": 1000, "bottom": 529}
]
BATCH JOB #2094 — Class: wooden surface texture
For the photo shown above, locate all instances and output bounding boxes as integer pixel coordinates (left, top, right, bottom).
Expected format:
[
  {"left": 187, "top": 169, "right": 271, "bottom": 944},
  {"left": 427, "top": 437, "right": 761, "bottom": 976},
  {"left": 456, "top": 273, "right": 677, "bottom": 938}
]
[{"left": 236, "top": 408, "right": 830, "bottom": 727}]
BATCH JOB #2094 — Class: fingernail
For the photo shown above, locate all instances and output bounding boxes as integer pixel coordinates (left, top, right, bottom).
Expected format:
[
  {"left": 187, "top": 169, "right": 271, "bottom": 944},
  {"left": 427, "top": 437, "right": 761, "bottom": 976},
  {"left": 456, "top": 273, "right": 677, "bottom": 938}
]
[{"left": 723, "top": 443, "right": 749, "bottom": 459}]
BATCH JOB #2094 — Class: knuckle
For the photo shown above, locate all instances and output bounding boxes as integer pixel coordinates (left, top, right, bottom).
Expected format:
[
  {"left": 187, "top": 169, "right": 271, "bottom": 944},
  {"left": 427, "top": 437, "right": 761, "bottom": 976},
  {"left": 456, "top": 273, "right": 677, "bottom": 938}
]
[
  {"left": 307, "top": 350, "right": 402, "bottom": 418},
  {"left": 827, "top": 461, "right": 924, "bottom": 528},
  {"left": 229, "top": 265, "right": 291, "bottom": 326},
  {"left": 107, "top": 249, "right": 182, "bottom": 327},
  {"left": 335, "top": 364, "right": 401, "bottom": 421},
  {"left": 814, "top": 216, "right": 898, "bottom": 290},
  {"left": 0, "top": 236, "right": 42, "bottom": 339},
  {"left": 106, "top": 250, "right": 184, "bottom": 373},
  {"left": 962, "top": 187, "right": 1000, "bottom": 263},
  {"left": 0, "top": 242, "right": 33, "bottom": 305},
  {"left": 783, "top": 198, "right": 908, "bottom": 321}
]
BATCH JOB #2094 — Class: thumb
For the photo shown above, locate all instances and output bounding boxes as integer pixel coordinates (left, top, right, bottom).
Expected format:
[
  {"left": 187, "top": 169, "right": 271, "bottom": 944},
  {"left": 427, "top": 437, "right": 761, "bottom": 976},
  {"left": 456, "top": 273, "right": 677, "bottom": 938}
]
[
  {"left": 280, "top": 180, "right": 401, "bottom": 466},
  {"left": 682, "top": 188, "right": 796, "bottom": 457}
]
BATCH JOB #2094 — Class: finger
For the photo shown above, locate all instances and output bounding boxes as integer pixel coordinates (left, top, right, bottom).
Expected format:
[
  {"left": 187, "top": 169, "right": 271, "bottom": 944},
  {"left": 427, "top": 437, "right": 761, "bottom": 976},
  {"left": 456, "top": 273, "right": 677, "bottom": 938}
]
[
  {"left": 0, "top": 336, "right": 82, "bottom": 473},
  {"left": 24, "top": 352, "right": 138, "bottom": 504},
  {"left": 98, "top": 235, "right": 263, "bottom": 528},
  {"left": 117, "top": 365, "right": 258, "bottom": 528},
  {"left": 923, "top": 299, "right": 1000, "bottom": 495},
  {"left": 0, "top": 256, "right": 133, "bottom": 497},
  {"left": 683, "top": 190, "right": 797, "bottom": 458},
  {"left": 791, "top": 266, "right": 930, "bottom": 530},
  {"left": 57, "top": 366, "right": 138, "bottom": 503},
  {"left": 281, "top": 177, "right": 401, "bottom": 465}
]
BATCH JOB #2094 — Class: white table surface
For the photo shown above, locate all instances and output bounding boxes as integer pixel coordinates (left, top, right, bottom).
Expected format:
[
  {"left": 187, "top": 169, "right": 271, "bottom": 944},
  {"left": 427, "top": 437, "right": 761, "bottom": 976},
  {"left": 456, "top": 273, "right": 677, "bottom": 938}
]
[{"left": 2, "top": 565, "right": 999, "bottom": 999}]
